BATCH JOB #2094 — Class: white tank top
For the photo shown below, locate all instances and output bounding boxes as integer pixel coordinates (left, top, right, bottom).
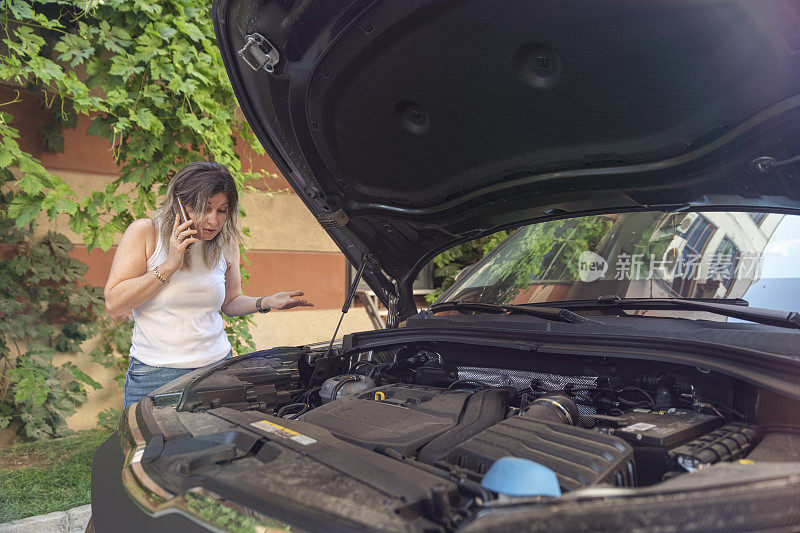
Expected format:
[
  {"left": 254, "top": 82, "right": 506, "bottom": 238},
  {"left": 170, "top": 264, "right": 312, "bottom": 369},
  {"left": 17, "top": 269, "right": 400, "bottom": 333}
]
[{"left": 130, "top": 225, "right": 231, "bottom": 368}]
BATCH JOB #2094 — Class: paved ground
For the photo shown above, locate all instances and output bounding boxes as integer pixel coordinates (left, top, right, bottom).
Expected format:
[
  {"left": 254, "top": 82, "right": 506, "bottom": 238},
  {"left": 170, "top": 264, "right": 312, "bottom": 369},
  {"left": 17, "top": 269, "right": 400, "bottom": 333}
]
[{"left": 0, "top": 505, "right": 90, "bottom": 533}]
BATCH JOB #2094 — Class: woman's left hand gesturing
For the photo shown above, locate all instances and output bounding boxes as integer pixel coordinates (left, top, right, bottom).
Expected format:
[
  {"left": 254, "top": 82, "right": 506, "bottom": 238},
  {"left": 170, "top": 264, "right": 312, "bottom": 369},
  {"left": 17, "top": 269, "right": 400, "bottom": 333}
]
[{"left": 265, "top": 291, "right": 314, "bottom": 310}]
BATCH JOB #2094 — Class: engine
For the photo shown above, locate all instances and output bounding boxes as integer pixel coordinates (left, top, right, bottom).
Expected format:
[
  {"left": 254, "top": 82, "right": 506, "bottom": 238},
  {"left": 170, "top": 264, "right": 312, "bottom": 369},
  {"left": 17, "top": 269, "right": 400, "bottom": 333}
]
[
  {"left": 171, "top": 346, "right": 765, "bottom": 500},
  {"left": 289, "top": 361, "right": 761, "bottom": 496},
  {"left": 302, "top": 383, "right": 636, "bottom": 492}
]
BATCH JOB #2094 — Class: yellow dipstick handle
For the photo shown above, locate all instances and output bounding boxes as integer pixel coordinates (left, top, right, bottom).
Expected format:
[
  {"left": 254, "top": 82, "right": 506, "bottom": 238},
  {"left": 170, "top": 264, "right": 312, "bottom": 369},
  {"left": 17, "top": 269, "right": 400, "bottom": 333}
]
[{"left": 374, "top": 391, "right": 385, "bottom": 401}]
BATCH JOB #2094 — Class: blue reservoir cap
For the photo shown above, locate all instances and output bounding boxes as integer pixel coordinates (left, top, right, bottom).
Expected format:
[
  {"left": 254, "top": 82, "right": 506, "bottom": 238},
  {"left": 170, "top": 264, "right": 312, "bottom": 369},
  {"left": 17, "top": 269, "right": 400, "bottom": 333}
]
[{"left": 481, "top": 457, "right": 562, "bottom": 497}]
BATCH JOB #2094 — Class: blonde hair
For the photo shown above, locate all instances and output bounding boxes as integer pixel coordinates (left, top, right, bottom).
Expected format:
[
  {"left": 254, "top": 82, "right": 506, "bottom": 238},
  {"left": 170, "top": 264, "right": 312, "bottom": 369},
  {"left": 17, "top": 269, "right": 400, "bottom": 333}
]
[{"left": 154, "top": 161, "right": 242, "bottom": 270}]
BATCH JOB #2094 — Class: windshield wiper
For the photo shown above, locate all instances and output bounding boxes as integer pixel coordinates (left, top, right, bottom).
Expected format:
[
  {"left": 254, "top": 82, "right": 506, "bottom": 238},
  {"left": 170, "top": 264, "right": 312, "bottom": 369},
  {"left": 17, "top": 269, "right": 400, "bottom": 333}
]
[
  {"left": 526, "top": 296, "right": 800, "bottom": 330},
  {"left": 427, "top": 300, "right": 601, "bottom": 324}
]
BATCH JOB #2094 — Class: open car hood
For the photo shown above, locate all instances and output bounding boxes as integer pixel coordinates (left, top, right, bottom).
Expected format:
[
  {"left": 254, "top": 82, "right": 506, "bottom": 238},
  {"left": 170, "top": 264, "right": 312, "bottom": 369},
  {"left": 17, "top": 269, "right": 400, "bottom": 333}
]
[{"left": 213, "top": 0, "right": 800, "bottom": 320}]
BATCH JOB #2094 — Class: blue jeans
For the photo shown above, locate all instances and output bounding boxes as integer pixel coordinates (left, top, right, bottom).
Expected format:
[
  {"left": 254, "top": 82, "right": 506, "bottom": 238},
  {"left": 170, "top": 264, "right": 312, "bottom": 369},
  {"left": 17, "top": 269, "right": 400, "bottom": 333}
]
[{"left": 123, "top": 353, "right": 231, "bottom": 409}]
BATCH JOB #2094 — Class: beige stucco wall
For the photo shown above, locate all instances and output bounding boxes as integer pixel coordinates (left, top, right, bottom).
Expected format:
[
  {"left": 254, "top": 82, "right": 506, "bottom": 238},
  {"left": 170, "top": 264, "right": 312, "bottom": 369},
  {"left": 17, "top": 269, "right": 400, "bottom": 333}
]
[
  {"left": 248, "top": 307, "right": 374, "bottom": 349},
  {"left": 239, "top": 192, "right": 340, "bottom": 252}
]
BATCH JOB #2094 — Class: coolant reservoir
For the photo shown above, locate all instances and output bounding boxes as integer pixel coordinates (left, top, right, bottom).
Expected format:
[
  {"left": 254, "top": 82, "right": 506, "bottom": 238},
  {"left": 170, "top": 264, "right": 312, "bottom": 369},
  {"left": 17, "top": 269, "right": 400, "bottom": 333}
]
[{"left": 319, "top": 374, "right": 377, "bottom": 403}]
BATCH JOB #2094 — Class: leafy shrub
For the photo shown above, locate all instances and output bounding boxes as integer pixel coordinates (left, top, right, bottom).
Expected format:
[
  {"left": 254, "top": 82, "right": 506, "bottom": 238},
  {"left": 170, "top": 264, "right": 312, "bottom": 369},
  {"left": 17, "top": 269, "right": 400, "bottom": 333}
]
[
  {"left": 0, "top": 186, "right": 107, "bottom": 439},
  {"left": 96, "top": 407, "right": 122, "bottom": 432}
]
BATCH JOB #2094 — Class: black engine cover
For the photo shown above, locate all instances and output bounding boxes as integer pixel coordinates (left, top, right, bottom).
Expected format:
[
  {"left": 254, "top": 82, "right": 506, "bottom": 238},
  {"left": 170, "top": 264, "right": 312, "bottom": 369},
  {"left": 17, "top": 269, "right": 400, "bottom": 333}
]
[
  {"left": 442, "top": 415, "right": 635, "bottom": 491},
  {"left": 301, "top": 384, "right": 475, "bottom": 456},
  {"left": 303, "top": 383, "right": 635, "bottom": 492}
]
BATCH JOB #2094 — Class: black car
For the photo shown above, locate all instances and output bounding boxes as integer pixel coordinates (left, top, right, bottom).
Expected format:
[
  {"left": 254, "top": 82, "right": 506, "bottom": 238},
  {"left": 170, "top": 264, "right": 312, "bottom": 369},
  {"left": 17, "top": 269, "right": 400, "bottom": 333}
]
[{"left": 90, "top": 1, "right": 800, "bottom": 531}]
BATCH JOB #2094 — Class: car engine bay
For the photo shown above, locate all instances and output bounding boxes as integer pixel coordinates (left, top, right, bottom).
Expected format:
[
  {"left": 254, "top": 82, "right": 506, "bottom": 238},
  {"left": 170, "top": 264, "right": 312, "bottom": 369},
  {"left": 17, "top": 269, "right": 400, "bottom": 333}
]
[
  {"left": 132, "top": 337, "right": 800, "bottom": 530},
  {"left": 299, "top": 353, "right": 765, "bottom": 491}
]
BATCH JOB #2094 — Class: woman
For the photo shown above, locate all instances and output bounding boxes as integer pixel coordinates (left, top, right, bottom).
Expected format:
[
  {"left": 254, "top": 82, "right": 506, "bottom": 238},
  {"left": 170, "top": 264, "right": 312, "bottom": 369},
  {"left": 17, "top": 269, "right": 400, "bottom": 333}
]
[{"left": 104, "top": 161, "right": 313, "bottom": 408}]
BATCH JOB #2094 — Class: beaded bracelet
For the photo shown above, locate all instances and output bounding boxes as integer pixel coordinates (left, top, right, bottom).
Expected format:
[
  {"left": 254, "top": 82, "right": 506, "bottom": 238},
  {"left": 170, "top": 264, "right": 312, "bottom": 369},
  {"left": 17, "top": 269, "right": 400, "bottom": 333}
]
[{"left": 153, "top": 266, "right": 170, "bottom": 284}]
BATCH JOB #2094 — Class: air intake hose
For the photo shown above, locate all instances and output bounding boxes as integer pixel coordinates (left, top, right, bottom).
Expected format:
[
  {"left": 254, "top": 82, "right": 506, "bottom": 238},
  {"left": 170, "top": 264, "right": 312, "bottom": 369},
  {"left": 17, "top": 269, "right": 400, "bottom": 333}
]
[{"left": 524, "top": 395, "right": 579, "bottom": 425}]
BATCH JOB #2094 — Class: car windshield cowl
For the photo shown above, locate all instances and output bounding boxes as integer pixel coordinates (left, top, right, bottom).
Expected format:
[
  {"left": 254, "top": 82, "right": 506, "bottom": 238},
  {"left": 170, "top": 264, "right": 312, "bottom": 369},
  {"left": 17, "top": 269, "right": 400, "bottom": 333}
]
[
  {"left": 523, "top": 296, "right": 800, "bottom": 330},
  {"left": 427, "top": 300, "right": 601, "bottom": 325}
]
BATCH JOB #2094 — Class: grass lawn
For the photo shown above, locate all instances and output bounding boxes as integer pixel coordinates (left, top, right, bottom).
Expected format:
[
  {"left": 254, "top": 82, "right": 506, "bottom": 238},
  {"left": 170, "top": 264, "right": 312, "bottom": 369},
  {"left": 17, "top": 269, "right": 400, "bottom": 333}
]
[{"left": 0, "top": 428, "right": 111, "bottom": 523}]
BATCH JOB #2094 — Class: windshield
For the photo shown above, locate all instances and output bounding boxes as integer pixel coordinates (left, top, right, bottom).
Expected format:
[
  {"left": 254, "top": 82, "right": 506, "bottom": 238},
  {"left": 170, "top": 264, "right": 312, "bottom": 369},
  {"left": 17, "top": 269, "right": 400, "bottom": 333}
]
[{"left": 439, "top": 211, "right": 800, "bottom": 315}]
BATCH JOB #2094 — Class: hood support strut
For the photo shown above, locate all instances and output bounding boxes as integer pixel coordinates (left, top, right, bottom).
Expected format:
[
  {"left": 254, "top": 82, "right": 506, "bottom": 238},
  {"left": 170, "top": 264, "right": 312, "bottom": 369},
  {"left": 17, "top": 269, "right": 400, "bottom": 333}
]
[{"left": 326, "top": 253, "right": 378, "bottom": 357}]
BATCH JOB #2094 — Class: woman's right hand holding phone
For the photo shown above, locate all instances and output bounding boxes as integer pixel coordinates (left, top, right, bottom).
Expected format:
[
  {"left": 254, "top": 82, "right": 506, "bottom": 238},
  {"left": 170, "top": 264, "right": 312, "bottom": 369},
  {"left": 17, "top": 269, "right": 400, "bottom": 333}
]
[{"left": 165, "top": 213, "right": 198, "bottom": 270}]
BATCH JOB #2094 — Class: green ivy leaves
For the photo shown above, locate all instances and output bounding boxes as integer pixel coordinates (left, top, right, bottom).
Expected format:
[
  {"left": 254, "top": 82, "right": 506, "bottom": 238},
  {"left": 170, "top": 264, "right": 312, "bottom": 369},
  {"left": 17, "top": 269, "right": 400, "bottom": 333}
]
[
  {"left": 0, "top": 217, "right": 107, "bottom": 439},
  {"left": 97, "top": 20, "right": 132, "bottom": 54},
  {"left": 223, "top": 313, "right": 256, "bottom": 357},
  {"left": 54, "top": 33, "right": 94, "bottom": 67}
]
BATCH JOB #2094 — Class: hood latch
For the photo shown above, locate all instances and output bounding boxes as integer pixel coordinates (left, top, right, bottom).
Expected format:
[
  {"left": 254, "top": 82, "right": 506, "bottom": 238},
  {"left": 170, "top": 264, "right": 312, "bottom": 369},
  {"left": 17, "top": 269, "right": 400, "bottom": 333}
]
[
  {"left": 238, "top": 33, "right": 279, "bottom": 73},
  {"left": 317, "top": 209, "right": 350, "bottom": 229}
]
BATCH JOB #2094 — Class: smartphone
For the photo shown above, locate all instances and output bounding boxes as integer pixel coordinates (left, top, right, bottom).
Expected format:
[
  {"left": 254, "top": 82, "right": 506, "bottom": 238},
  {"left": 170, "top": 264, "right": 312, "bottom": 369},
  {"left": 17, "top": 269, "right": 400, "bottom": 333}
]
[{"left": 176, "top": 197, "right": 194, "bottom": 249}]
